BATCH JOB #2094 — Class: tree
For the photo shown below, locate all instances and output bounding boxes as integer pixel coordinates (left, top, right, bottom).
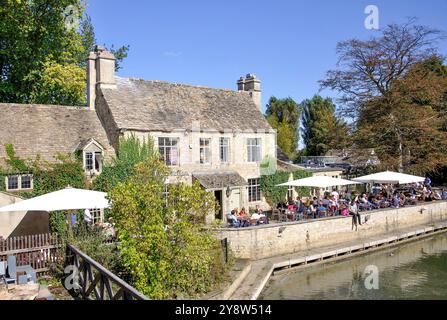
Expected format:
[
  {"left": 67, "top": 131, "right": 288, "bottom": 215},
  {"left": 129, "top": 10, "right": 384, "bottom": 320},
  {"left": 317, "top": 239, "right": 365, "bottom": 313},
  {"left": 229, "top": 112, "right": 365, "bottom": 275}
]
[
  {"left": 355, "top": 57, "right": 447, "bottom": 175},
  {"left": 265, "top": 97, "right": 300, "bottom": 160},
  {"left": 0, "top": 0, "right": 129, "bottom": 105},
  {"left": 93, "top": 135, "right": 157, "bottom": 193},
  {"left": 320, "top": 19, "right": 444, "bottom": 118},
  {"left": 300, "top": 95, "right": 351, "bottom": 156},
  {"left": 320, "top": 19, "right": 447, "bottom": 174},
  {"left": 109, "top": 156, "right": 229, "bottom": 299}
]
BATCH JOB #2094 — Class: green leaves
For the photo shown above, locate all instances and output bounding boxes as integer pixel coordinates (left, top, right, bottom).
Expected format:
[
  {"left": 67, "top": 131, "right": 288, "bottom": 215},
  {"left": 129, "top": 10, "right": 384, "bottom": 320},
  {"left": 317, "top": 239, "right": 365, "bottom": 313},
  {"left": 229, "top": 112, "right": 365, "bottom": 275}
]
[
  {"left": 266, "top": 97, "right": 300, "bottom": 160},
  {"left": 0, "top": 0, "right": 129, "bottom": 105},
  {"left": 260, "top": 169, "right": 311, "bottom": 207},
  {"left": 300, "top": 95, "right": 351, "bottom": 156},
  {"left": 101, "top": 136, "right": 229, "bottom": 299}
]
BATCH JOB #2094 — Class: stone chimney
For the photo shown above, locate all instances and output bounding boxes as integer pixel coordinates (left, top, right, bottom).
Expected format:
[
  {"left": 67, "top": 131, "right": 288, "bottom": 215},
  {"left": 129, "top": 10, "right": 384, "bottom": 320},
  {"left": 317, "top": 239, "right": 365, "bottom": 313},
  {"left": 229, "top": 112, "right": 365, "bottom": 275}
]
[
  {"left": 87, "top": 45, "right": 116, "bottom": 110},
  {"left": 237, "top": 74, "right": 261, "bottom": 111}
]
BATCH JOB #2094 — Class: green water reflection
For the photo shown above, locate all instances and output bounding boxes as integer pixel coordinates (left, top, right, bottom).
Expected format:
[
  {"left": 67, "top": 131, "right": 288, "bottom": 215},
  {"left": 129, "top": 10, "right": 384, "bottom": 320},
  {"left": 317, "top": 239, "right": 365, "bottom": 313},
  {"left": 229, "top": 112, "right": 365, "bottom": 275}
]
[{"left": 259, "top": 233, "right": 447, "bottom": 300}]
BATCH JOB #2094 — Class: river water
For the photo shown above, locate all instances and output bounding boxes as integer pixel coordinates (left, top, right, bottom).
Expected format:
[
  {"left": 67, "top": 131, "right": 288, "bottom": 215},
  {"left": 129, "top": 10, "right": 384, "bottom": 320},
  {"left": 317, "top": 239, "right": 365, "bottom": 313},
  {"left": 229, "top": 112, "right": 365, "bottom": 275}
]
[{"left": 259, "top": 233, "right": 447, "bottom": 300}]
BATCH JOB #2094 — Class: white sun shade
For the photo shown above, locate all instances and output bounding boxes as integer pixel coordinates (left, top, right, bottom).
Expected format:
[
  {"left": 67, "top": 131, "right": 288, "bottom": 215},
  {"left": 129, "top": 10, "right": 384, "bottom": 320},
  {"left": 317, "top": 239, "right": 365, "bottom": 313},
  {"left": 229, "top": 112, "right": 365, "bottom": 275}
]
[
  {"left": 277, "top": 175, "right": 361, "bottom": 188},
  {"left": 0, "top": 187, "right": 111, "bottom": 212},
  {"left": 352, "top": 171, "right": 425, "bottom": 184}
]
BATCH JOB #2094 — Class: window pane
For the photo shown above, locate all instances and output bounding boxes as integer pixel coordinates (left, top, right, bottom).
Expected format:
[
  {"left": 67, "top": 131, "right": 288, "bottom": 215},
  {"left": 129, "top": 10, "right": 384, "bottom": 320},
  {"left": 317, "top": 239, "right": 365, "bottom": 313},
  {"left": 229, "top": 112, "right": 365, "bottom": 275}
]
[
  {"left": 85, "top": 152, "right": 93, "bottom": 170},
  {"left": 159, "top": 137, "right": 179, "bottom": 166},
  {"left": 94, "top": 152, "right": 102, "bottom": 171},
  {"left": 7, "top": 176, "right": 18, "bottom": 190},
  {"left": 200, "top": 138, "right": 211, "bottom": 164},
  {"left": 21, "top": 175, "right": 31, "bottom": 189},
  {"left": 220, "top": 138, "right": 229, "bottom": 163},
  {"left": 248, "top": 178, "right": 261, "bottom": 202}
]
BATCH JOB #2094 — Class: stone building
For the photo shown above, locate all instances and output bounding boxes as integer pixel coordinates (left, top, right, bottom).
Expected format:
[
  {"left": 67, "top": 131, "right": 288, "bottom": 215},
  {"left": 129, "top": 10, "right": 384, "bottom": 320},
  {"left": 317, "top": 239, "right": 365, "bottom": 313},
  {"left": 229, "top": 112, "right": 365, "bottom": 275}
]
[
  {"left": 90, "top": 47, "right": 276, "bottom": 220},
  {"left": 0, "top": 46, "right": 277, "bottom": 224}
]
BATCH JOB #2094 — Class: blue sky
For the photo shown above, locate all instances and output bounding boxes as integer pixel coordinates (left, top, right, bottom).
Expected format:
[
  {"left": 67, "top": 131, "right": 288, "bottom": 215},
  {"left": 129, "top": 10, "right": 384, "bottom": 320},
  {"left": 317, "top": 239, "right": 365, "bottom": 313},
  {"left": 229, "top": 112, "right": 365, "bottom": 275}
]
[{"left": 87, "top": 0, "right": 447, "bottom": 114}]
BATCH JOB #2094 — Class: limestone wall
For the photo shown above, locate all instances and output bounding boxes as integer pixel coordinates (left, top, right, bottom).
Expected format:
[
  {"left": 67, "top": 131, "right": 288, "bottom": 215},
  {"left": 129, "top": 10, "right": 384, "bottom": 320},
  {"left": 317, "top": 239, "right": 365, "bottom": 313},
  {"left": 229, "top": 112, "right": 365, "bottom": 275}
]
[{"left": 215, "top": 201, "right": 447, "bottom": 260}]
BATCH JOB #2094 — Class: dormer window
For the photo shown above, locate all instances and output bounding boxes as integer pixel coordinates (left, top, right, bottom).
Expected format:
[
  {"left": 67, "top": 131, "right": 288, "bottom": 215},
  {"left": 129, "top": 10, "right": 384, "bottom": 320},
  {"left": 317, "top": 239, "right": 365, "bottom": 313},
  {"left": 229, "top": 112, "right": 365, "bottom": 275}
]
[{"left": 79, "top": 139, "right": 104, "bottom": 176}]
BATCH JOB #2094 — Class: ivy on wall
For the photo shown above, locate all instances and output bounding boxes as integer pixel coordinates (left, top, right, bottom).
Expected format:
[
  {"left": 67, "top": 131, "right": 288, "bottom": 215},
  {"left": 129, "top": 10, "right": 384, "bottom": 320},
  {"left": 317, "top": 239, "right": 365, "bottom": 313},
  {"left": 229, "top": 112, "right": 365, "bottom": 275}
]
[
  {"left": 260, "top": 169, "right": 312, "bottom": 207},
  {"left": 0, "top": 144, "right": 87, "bottom": 233}
]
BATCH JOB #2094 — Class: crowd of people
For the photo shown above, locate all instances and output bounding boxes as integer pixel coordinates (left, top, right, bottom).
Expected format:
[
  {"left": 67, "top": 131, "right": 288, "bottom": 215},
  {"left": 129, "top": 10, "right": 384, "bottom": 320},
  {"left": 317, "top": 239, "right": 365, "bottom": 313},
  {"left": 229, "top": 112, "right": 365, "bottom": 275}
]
[
  {"left": 274, "top": 178, "right": 447, "bottom": 229},
  {"left": 226, "top": 178, "right": 447, "bottom": 229},
  {"left": 227, "top": 205, "right": 269, "bottom": 227}
]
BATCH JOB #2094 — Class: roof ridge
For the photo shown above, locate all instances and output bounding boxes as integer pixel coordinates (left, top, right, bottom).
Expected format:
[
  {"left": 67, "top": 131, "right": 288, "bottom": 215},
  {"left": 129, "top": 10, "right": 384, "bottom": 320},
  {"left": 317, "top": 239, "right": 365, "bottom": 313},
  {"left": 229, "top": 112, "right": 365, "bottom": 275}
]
[{"left": 116, "top": 76, "right": 246, "bottom": 94}]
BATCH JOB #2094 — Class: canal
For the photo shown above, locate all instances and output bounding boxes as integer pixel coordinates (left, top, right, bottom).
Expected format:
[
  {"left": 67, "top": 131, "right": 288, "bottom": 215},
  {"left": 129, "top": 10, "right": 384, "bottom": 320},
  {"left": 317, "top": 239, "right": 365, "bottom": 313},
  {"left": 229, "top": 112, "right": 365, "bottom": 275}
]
[{"left": 259, "top": 232, "right": 447, "bottom": 300}]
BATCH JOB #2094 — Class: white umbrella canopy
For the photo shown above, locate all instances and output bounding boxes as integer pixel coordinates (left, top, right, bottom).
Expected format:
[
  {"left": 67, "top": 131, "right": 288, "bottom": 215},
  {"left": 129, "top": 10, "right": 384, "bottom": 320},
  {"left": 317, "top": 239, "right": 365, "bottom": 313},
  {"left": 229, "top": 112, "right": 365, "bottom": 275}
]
[
  {"left": 0, "top": 187, "right": 111, "bottom": 212},
  {"left": 277, "top": 175, "right": 361, "bottom": 188},
  {"left": 352, "top": 171, "right": 425, "bottom": 184}
]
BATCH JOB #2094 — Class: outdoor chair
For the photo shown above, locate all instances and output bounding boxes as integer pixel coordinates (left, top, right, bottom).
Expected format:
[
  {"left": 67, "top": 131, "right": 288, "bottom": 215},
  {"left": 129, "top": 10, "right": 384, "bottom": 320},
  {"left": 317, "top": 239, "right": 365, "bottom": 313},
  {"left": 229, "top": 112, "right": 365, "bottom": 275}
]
[
  {"left": 271, "top": 209, "right": 280, "bottom": 221},
  {"left": 7, "top": 255, "right": 36, "bottom": 284},
  {"left": 0, "top": 261, "right": 16, "bottom": 286}
]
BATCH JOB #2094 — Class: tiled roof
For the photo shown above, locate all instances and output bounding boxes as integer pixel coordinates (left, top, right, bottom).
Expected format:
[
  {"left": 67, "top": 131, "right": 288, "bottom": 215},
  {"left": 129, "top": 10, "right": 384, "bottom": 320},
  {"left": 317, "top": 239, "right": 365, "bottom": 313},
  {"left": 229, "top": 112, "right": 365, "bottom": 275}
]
[
  {"left": 192, "top": 171, "right": 248, "bottom": 189},
  {"left": 100, "top": 77, "right": 273, "bottom": 132},
  {"left": 0, "top": 103, "right": 113, "bottom": 166}
]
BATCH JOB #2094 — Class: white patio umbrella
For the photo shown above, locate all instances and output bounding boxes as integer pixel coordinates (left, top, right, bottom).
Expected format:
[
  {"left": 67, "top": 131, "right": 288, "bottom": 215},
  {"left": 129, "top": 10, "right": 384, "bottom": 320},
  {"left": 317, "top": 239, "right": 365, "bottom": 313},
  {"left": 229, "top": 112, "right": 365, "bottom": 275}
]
[
  {"left": 352, "top": 171, "right": 425, "bottom": 185},
  {"left": 277, "top": 175, "right": 361, "bottom": 188},
  {"left": 0, "top": 187, "right": 110, "bottom": 212}
]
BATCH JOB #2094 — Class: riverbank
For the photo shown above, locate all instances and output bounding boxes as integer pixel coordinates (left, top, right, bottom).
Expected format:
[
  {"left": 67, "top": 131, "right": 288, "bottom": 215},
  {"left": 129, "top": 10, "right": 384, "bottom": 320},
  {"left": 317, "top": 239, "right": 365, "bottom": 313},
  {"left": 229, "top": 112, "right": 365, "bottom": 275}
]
[
  {"left": 227, "top": 220, "right": 447, "bottom": 300},
  {"left": 215, "top": 201, "right": 447, "bottom": 260}
]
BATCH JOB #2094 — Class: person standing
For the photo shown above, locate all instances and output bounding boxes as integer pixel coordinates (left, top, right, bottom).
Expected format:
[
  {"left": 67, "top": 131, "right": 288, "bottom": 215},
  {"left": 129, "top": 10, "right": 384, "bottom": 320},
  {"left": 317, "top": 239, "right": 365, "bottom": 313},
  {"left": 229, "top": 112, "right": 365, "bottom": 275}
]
[{"left": 349, "top": 200, "right": 362, "bottom": 231}]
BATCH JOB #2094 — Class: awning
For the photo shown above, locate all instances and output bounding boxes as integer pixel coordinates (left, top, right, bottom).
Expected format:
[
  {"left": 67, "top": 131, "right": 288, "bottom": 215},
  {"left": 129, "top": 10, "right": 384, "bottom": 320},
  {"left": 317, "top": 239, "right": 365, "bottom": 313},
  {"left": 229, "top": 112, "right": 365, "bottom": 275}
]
[
  {"left": 277, "top": 175, "right": 361, "bottom": 188},
  {"left": 0, "top": 187, "right": 111, "bottom": 212},
  {"left": 352, "top": 171, "right": 425, "bottom": 184},
  {"left": 192, "top": 171, "right": 248, "bottom": 190}
]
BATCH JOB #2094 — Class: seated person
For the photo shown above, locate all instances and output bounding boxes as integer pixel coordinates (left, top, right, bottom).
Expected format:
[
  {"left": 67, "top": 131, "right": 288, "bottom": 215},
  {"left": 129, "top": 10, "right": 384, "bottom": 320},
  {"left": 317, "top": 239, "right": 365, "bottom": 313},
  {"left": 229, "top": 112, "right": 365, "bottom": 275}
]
[
  {"left": 255, "top": 209, "right": 268, "bottom": 224},
  {"left": 227, "top": 210, "right": 240, "bottom": 227},
  {"left": 309, "top": 202, "right": 317, "bottom": 218}
]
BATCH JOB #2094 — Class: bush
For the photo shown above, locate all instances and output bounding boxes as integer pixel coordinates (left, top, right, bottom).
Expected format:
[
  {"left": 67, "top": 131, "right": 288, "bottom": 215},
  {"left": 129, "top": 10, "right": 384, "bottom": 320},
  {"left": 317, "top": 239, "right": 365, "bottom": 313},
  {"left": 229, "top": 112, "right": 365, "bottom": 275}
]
[
  {"left": 109, "top": 156, "right": 231, "bottom": 299},
  {"left": 260, "top": 169, "right": 312, "bottom": 206}
]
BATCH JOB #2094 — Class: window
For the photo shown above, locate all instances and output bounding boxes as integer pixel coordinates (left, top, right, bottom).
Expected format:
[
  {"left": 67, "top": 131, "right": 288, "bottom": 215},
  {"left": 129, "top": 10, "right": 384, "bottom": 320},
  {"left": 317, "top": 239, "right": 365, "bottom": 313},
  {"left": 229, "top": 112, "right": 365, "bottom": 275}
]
[
  {"left": 220, "top": 138, "right": 230, "bottom": 163},
  {"left": 90, "top": 209, "right": 103, "bottom": 224},
  {"left": 85, "top": 152, "right": 94, "bottom": 171},
  {"left": 248, "top": 178, "right": 261, "bottom": 202},
  {"left": 159, "top": 137, "right": 179, "bottom": 166},
  {"left": 200, "top": 138, "right": 211, "bottom": 164},
  {"left": 7, "top": 176, "right": 18, "bottom": 190},
  {"left": 5, "top": 175, "right": 33, "bottom": 191},
  {"left": 247, "top": 138, "right": 261, "bottom": 162},
  {"left": 84, "top": 151, "right": 103, "bottom": 174},
  {"left": 21, "top": 175, "right": 32, "bottom": 189}
]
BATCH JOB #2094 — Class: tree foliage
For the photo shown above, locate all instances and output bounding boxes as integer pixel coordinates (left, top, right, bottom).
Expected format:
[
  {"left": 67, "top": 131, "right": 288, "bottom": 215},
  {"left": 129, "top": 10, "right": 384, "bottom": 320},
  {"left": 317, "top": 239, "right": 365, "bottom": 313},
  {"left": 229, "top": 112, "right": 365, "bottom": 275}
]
[
  {"left": 321, "top": 19, "right": 447, "bottom": 175},
  {"left": 265, "top": 97, "right": 300, "bottom": 160},
  {"left": 109, "top": 156, "right": 229, "bottom": 299},
  {"left": 300, "top": 95, "right": 350, "bottom": 156},
  {"left": 259, "top": 169, "right": 312, "bottom": 207},
  {"left": 0, "top": 0, "right": 129, "bottom": 105},
  {"left": 93, "top": 135, "right": 156, "bottom": 193}
]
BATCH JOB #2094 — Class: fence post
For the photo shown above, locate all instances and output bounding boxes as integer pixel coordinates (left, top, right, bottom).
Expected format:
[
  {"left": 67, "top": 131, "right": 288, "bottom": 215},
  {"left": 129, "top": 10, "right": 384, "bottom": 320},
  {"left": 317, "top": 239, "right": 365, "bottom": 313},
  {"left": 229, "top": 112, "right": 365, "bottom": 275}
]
[{"left": 221, "top": 238, "right": 228, "bottom": 264}]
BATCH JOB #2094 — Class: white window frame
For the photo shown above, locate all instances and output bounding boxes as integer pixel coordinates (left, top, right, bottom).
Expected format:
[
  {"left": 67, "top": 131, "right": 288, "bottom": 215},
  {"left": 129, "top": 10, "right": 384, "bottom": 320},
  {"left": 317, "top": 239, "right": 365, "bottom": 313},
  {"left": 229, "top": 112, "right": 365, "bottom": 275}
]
[
  {"left": 84, "top": 151, "right": 103, "bottom": 174},
  {"left": 5, "top": 174, "right": 34, "bottom": 192},
  {"left": 219, "top": 137, "right": 230, "bottom": 164},
  {"left": 247, "top": 138, "right": 262, "bottom": 163},
  {"left": 158, "top": 137, "right": 180, "bottom": 166},
  {"left": 200, "top": 138, "right": 212, "bottom": 165},
  {"left": 248, "top": 178, "right": 262, "bottom": 202}
]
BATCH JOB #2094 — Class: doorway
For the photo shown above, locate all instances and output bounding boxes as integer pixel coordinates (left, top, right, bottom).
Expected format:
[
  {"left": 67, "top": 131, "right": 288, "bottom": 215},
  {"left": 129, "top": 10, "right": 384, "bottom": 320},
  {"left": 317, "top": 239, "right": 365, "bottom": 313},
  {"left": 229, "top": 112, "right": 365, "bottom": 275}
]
[{"left": 214, "top": 190, "right": 223, "bottom": 220}]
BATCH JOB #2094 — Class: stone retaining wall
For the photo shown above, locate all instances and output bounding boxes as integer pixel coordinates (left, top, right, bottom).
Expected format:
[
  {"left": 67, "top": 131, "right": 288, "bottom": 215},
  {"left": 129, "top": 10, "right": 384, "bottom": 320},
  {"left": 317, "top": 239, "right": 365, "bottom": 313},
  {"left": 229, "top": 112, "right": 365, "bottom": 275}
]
[{"left": 215, "top": 201, "right": 447, "bottom": 260}]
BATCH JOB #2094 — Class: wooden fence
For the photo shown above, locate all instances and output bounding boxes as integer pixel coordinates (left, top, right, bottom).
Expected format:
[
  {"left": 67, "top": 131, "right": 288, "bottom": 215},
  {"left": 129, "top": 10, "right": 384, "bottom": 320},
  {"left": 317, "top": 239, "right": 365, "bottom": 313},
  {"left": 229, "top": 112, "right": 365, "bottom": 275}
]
[{"left": 0, "top": 233, "right": 60, "bottom": 275}]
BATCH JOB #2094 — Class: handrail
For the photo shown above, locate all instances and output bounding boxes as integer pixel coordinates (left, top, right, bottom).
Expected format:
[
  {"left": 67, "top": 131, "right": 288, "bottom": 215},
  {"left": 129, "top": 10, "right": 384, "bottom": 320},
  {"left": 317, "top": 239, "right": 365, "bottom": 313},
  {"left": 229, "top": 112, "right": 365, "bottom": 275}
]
[{"left": 66, "top": 244, "right": 148, "bottom": 300}]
